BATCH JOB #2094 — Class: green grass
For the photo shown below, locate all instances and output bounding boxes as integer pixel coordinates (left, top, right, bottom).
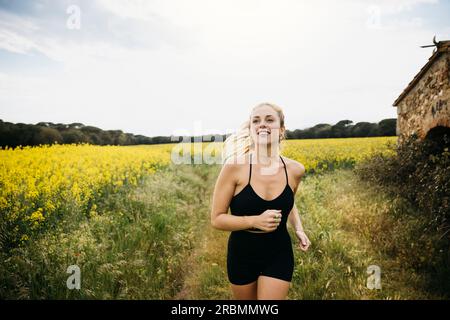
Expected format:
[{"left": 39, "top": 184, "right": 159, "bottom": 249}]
[
  {"left": 1, "top": 163, "right": 447, "bottom": 299},
  {"left": 0, "top": 163, "right": 216, "bottom": 299},
  {"left": 185, "top": 167, "right": 447, "bottom": 300}
]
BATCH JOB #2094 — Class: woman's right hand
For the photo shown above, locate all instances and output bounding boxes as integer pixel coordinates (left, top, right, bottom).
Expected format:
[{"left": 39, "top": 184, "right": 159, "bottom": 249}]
[{"left": 252, "top": 209, "right": 282, "bottom": 232}]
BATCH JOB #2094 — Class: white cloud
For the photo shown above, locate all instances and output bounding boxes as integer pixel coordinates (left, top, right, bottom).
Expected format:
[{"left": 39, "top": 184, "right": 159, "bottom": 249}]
[
  {"left": 0, "top": 28, "right": 37, "bottom": 54},
  {"left": 0, "top": 11, "right": 40, "bottom": 54},
  {"left": 369, "top": 0, "right": 438, "bottom": 14},
  {"left": 96, "top": 0, "right": 161, "bottom": 21},
  {"left": 0, "top": 0, "right": 446, "bottom": 135}
]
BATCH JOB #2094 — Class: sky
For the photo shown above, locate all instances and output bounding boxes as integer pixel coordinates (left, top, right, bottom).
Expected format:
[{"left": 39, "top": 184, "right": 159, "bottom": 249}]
[{"left": 0, "top": 0, "right": 449, "bottom": 137}]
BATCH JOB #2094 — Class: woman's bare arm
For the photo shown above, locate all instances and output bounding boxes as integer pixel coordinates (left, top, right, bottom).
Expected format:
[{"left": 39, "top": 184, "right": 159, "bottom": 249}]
[
  {"left": 210, "top": 162, "right": 256, "bottom": 231},
  {"left": 287, "top": 161, "right": 306, "bottom": 231},
  {"left": 288, "top": 203, "right": 305, "bottom": 231}
]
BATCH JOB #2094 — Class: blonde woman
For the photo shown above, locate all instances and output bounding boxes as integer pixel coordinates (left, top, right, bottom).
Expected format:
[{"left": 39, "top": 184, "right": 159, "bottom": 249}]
[{"left": 210, "top": 102, "right": 311, "bottom": 300}]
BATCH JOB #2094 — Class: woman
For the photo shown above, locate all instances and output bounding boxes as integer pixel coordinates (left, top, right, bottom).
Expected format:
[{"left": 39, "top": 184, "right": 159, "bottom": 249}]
[{"left": 210, "top": 102, "right": 311, "bottom": 300}]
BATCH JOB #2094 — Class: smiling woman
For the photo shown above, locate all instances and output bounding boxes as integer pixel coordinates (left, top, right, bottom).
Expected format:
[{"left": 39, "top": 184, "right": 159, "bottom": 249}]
[
  {"left": 211, "top": 102, "right": 309, "bottom": 300},
  {"left": 221, "top": 103, "right": 287, "bottom": 162}
]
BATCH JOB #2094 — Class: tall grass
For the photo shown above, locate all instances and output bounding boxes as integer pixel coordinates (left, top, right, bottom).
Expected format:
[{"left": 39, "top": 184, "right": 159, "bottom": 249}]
[
  {"left": 187, "top": 167, "right": 446, "bottom": 299},
  {"left": 2, "top": 137, "right": 446, "bottom": 299},
  {"left": 0, "top": 163, "right": 215, "bottom": 299}
]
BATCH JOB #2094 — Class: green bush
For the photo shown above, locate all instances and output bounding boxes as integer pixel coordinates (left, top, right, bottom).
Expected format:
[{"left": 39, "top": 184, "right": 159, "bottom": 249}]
[
  {"left": 355, "top": 134, "right": 450, "bottom": 295},
  {"left": 356, "top": 134, "right": 450, "bottom": 230}
]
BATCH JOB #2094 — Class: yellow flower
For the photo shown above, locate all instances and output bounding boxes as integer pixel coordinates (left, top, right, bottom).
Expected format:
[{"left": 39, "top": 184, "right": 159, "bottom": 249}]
[{"left": 29, "top": 208, "right": 45, "bottom": 228}]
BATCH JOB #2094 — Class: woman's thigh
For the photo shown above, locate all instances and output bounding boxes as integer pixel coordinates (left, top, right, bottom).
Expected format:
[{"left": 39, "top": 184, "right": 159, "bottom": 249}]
[
  {"left": 257, "top": 275, "right": 290, "bottom": 300},
  {"left": 230, "top": 280, "right": 258, "bottom": 300}
]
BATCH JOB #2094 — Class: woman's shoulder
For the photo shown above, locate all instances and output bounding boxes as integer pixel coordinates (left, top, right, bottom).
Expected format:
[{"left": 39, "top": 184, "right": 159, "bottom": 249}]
[
  {"left": 281, "top": 156, "right": 306, "bottom": 179},
  {"left": 221, "top": 153, "right": 250, "bottom": 175},
  {"left": 220, "top": 153, "right": 250, "bottom": 185}
]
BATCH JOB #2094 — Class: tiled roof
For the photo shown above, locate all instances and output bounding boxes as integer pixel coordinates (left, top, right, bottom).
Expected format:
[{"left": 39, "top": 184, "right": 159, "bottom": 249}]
[{"left": 393, "top": 40, "right": 450, "bottom": 107}]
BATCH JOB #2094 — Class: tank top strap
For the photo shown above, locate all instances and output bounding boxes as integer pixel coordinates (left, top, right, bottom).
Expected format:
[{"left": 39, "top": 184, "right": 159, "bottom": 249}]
[
  {"left": 279, "top": 155, "right": 288, "bottom": 185},
  {"left": 248, "top": 153, "right": 252, "bottom": 184}
]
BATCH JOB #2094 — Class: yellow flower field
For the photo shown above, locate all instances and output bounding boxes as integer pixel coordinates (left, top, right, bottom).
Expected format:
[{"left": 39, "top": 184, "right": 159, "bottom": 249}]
[
  {"left": 0, "top": 137, "right": 401, "bottom": 299},
  {"left": 282, "top": 137, "right": 397, "bottom": 173},
  {"left": 0, "top": 143, "right": 172, "bottom": 244},
  {"left": 0, "top": 137, "right": 396, "bottom": 246}
]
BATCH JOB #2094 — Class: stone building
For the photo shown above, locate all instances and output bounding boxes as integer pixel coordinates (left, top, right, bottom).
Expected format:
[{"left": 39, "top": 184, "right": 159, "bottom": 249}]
[{"left": 393, "top": 40, "right": 450, "bottom": 145}]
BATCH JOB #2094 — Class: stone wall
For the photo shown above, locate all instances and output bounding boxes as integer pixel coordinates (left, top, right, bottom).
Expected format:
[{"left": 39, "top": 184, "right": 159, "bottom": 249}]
[{"left": 396, "top": 52, "right": 450, "bottom": 144}]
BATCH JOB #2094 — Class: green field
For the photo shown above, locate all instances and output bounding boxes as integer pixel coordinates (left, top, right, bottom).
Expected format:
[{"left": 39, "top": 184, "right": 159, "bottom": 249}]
[{"left": 1, "top": 162, "right": 445, "bottom": 299}]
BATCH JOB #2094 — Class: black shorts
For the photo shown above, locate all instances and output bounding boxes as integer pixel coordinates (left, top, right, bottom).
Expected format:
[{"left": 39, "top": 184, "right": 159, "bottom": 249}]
[{"left": 226, "top": 228, "right": 294, "bottom": 285}]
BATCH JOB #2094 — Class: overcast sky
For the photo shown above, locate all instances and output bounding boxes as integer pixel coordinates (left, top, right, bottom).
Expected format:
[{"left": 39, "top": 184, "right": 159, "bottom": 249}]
[{"left": 0, "top": 0, "right": 449, "bottom": 137}]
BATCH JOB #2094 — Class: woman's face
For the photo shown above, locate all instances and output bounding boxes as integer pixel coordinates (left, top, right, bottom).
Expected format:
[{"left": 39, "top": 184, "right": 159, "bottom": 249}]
[{"left": 250, "top": 105, "right": 284, "bottom": 149}]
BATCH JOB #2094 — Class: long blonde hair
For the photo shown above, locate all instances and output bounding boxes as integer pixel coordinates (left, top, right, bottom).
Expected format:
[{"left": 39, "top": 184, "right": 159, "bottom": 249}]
[{"left": 221, "top": 102, "right": 286, "bottom": 164}]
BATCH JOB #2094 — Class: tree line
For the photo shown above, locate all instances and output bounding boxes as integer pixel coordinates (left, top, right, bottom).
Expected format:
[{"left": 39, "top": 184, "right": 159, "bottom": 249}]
[
  {"left": 0, "top": 118, "right": 396, "bottom": 149},
  {"left": 286, "top": 119, "right": 396, "bottom": 139}
]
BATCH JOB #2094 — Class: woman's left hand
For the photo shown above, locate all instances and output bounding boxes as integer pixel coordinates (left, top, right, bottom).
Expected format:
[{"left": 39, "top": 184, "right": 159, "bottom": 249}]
[{"left": 295, "top": 230, "right": 311, "bottom": 251}]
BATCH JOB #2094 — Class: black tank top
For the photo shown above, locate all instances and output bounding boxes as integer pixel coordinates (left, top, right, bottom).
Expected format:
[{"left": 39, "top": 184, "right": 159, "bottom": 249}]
[{"left": 229, "top": 153, "right": 295, "bottom": 232}]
